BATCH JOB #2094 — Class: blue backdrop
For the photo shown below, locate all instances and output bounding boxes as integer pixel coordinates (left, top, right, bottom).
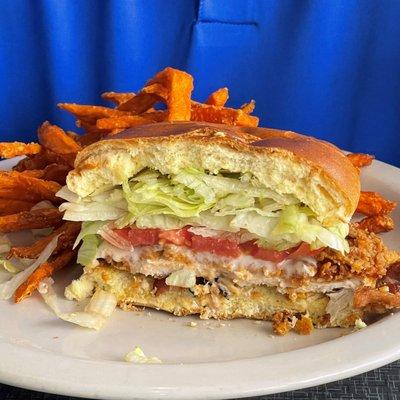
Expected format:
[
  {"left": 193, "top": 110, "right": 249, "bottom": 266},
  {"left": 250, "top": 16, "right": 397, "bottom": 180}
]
[{"left": 1, "top": 0, "right": 399, "bottom": 166}]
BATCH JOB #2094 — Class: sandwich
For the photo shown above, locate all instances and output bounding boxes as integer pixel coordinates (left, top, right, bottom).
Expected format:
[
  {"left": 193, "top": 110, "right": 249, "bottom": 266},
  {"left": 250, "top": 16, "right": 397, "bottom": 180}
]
[{"left": 58, "top": 121, "right": 400, "bottom": 334}]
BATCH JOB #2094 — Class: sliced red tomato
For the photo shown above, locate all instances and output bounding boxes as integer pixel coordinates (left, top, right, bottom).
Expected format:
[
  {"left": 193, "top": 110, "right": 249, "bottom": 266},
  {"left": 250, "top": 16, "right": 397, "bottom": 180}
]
[
  {"left": 240, "top": 241, "right": 288, "bottom": 262},
  {"left": 100, "top": 227, "right": 132, "bottom": 250},
  {"left": 109, "top": 226, "right": 323, "bottom": 261},
  {"left": 285, "top": 242, "right": 323, "bottom": 259},
  {"left": 240, "top": 241, "right": 322, "bottom": 262},
  {"left": 191, "top": 235, "right": 241, "bottom": 258},
  {"left": 113, "top": 227, "right": 160, "bottom": 246},
  {"left": 159, "top": 227, "right": 192, "bottom": 246}
]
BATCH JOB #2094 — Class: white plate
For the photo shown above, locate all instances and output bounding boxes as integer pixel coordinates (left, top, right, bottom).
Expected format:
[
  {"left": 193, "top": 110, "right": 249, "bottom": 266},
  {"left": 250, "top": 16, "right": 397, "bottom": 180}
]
[{"left": 0, "top": 157, "right": 399, "bottom": 400}]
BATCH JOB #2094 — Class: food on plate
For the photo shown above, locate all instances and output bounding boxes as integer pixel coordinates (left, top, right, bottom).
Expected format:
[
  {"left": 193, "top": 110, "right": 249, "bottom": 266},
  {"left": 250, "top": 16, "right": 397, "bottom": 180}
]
[
  {"left": 14, "top": 249, "right": 76, "bottom": 303},
  {"left": 356, "top": 191, "right": 397, "bottom": 216},
  {"left": 205, "top": 87, "right": 229, "bottom": 107},
  {"left": 0, "top": 208, "right": 63, "bottom": 232},
  {"left": 0, "top": 142, "right": 41, "bottom": 158},
  {"left": 58, "top": 121, "right": 400, "bottom": 334},
  {"left": 0, "top": 67, "right": 398, "bottom": 336},
  {"left": 346, "top": 153, "right": 374, "bottom": 168},
  {"left": 124, "top": 346, "right": 162, "bottom": 364},
  {"left": 355, "top": 214, "right": 394, "bottom": 234}
]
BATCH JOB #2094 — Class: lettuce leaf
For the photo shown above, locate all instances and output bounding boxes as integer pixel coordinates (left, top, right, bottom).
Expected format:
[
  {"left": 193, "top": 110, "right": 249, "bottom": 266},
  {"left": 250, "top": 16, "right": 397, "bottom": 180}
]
[
  {"left": 77, "top": 235, "right": 101, "bottom": 267},
  {"left": 60, "top": 168, "right": 349, "bottom": 252},
  {"left": 73, "top": 221, "right": 108, "bottom": 248}
]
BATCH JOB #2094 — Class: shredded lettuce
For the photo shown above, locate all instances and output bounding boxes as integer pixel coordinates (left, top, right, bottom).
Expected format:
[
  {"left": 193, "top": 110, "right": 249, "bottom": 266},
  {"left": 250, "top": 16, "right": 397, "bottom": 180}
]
[
  {"left": 61, "top": 168, "right": 349, "bottom": 253},
  {"left": 124, "top": 346, "right": 162, "bottom": 364},
  {"left": 74, "top": 221, "right": 108, "bottom": 249},
  {"left": 77, "top": 235, "right": 101, "bottom": 267},
  {"left": 39, "top": 280, "right": 116, "bottom": 331}
]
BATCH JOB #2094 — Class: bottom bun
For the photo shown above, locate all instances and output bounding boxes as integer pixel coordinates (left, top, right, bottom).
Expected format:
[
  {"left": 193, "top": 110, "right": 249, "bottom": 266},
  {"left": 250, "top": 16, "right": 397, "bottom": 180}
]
[{"left": 65, "top": 262, "right": 365, "bottom": 334}]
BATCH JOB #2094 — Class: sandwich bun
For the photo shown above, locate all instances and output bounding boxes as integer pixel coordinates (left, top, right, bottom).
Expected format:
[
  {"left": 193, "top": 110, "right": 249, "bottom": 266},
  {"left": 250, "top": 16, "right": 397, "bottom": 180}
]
[{"left": 67, "top": 122, "right": 360, "bottom": 224}]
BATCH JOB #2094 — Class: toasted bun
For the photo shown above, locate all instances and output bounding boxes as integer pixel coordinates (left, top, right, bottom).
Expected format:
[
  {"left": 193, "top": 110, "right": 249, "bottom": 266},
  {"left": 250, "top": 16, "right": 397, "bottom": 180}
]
[
  {"left": 65, "top": 263, "right": 362, "bottom": 328},
  {"left": 67, "top": 122, "right": 360, "bottom": 224}
]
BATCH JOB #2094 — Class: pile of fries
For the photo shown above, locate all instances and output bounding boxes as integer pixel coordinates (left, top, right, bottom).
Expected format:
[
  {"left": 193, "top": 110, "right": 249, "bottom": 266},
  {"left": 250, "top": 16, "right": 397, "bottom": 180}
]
[{"left": 0, "top": 67, "right": 396, "bottom": 305}]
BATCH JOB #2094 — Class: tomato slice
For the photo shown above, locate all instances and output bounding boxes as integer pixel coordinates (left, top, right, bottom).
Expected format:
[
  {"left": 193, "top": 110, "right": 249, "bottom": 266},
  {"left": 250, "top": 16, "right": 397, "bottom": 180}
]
[
  {"left": 240, "top": 241, "right": 288, "bottom": 262},
  {"left": 285, "top": 242, "right": 323, "bottom": 259},
  {"left": 159, "top": 227, "right": 192, "bottom": 246},
  {"left": 240, "top": 241, "right": 322, "bottom": 262},
  {"left": 110, "top": 226, "right": 323, "bottom": 261},
  {"left": 191, "top": 235, "right": 241, "bottom": 258},
  {"left": 113, "top": 227, "right": 160, "bottom": 246}
]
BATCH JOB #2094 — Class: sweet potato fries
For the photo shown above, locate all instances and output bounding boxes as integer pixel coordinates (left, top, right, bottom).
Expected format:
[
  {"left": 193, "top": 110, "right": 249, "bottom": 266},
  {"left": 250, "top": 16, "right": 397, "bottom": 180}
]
[{"left": 0, "top": 67, "right": 261, "bottom": 303}]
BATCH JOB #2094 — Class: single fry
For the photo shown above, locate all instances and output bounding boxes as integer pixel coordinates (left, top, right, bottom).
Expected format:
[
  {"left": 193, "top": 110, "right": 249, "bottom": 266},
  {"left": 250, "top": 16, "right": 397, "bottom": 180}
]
[
  {"left": 20, "top": 163, "right": 71, "bottom": 183},
  {"left": 142, "top": 83, "right": 169, "bottom": 99},
  {"left": 117, "top": 92, "right": 161, "bottom": 114},
  {"left": 0, "top": 199, "right": 35, "bottom": 216},
  {"left": 241, "top": 100, "right": 256, "bottom": 114},
  {"left": 9, "top": 221, "right": 81, "bottom": 259},
  {"left": 0, "top": 171, "right": 61, "bottom": 203},
  {"left": 146, "top": 67, "right": 194, "bottom": 121},
  {"left": 13, "top": 152, "right": 49, "bottom": 172},
  {"left": 76, "top": 120, "right": 110, "bottom": 145},
  {"left": 347, "top": 153, "right": 374, "bottom": 168},
  {"left": 356, "top": 214, "right": 395, "bottom": 233},
  {"left": 14, "top": 249, "right": 76, "bottom": 303},
  {"left": 206, "top": 87, "right": 229, "bottom": 107},
  {"left": 101, "top": 91, "right": 135, "bottom": 106},
  {"left": 96, "top": 115, "right": 152, "bottom": 130},
  {"left": 96, "top": 111, "right": 167, "bottom": 130},
  {"left": 356, "top": 191, "right": 397, "bottom": 216},
  {"left": 0, "top": 142, "right": 41, "bottom": 159},
  {"left": 58, "top": 103, "right": 129, "bottom": 120},
  {"left": 38, "top": 121, "right": 81, "bottom": 154},
  {"left": 0, "top": 208, "right": 63, "bottom": 233},
  {"left": 191, "top": 104, "right": 259, "bottom": 127},
  {"left": 42, "top": 163, "right": 72, "bottom": 184},
  {"left": 20, "top": 169, "right": 45, "bottom": 178},
  {"left": 44, "top": 149, "right": 76, "bottom": 168}
]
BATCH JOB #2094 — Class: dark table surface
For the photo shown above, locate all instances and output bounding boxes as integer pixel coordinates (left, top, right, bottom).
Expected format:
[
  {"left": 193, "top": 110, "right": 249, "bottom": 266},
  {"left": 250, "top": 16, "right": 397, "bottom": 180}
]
[{"left": 1, "top": 360, "right": 399, "bottom": 400}]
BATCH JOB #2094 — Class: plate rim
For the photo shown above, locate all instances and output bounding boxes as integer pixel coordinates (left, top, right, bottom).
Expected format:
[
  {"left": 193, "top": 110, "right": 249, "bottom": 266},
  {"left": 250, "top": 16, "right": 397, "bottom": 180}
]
[{"left": 1, "top": 313, "right": 400, "bottom": 399}]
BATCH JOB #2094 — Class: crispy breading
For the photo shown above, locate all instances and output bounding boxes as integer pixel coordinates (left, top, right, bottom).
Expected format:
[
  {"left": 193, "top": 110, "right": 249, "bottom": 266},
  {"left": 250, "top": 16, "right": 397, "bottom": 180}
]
[
  {"left": 316, "top": 224, "right": 400, "bottom": 280},
  {"left": 294, "top": 315, "right": 314, "bottom": 335},
  {"left": 355, "top": 214, "right": 394, "bottom": 234},
  {"left": 354, "top": 286, "right": 400, "bottom": 311}
]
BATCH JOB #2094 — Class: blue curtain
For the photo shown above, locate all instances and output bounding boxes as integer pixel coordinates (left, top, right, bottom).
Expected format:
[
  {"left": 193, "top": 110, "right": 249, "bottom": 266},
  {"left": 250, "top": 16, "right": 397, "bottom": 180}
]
[{"left": 1, "top": 0, "right": 399, "bottom": 166}]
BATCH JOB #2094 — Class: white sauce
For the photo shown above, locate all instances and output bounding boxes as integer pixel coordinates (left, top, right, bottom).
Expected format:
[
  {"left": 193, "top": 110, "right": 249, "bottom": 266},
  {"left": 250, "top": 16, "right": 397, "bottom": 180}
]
[{"left": 92, "top": 241, "right": 362, "bottom": 293}]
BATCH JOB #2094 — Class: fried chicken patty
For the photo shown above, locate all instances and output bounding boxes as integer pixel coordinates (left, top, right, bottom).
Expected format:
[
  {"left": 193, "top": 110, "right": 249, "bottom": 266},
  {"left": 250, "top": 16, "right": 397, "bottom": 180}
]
[{"left": 316, "top": 225, "right": 399, "bottom": 281}]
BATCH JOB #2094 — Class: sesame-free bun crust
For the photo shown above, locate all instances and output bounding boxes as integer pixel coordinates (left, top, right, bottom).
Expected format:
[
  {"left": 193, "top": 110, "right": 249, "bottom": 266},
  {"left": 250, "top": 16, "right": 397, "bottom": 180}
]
[{"left": 67, "top": 122, "right": 360, "bottom": 224}]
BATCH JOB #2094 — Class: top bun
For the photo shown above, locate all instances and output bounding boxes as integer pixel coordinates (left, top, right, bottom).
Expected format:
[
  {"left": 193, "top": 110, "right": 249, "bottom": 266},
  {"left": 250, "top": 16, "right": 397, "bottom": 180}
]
[{"left": 67, "top": 122, "right": 360, "bottom": 225}]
